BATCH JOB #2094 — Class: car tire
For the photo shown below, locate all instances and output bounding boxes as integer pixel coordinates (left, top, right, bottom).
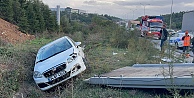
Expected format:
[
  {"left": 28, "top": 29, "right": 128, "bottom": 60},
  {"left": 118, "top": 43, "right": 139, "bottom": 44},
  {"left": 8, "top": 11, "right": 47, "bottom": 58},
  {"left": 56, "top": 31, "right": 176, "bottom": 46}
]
[
  {"left": 82, "top": 57, "right": 92, "bottom": 73},
  {"left": 82, "top": 57, "right": 87, "bottom": 65},
  {"left": 175, "top": 42, "right": 179, "bottom": 49}
]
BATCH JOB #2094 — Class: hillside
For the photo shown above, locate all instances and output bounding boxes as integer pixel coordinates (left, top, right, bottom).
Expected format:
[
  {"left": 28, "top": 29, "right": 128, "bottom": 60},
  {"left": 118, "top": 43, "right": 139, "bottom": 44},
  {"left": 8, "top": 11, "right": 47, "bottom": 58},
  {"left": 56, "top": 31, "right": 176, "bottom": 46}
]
[{"left": 0, "top": 18, "right": 35, "bottom": 44}]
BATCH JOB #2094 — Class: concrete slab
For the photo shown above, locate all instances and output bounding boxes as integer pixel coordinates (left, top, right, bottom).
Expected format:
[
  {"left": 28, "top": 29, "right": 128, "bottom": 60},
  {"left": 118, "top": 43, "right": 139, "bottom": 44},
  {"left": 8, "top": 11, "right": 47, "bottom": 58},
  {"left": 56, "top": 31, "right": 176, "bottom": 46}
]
[{"left": 85, "top": 63, "right": 194, "bottom": 89}]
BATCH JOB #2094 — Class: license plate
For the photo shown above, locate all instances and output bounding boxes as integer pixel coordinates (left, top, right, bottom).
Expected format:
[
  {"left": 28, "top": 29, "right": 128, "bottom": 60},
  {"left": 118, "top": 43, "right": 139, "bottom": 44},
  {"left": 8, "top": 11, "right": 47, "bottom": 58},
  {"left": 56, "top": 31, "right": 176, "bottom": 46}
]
[{"left": 48, "top": 70, "right": 66, "bottom": 81}]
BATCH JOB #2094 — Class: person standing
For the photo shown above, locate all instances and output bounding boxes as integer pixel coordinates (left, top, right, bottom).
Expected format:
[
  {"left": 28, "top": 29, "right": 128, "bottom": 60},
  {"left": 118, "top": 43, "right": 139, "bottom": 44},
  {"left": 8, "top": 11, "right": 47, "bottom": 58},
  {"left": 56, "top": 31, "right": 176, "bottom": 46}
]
[
  {"left": 182, "top": 30, "right": 191, "bottom": 57},
  {"left": 191, "top": 38, "right": 194, "bottom": 63},
  {"left": 160, "top": 24, "right": 168, "bottom": 51}
]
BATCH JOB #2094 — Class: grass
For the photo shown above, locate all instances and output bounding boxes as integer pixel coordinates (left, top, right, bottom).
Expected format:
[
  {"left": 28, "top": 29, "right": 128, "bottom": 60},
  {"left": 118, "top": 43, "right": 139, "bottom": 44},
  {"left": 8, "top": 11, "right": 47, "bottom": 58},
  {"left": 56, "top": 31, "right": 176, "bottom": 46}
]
[{"left": 0, "top": 30, "right": 193, "bottom": 98}]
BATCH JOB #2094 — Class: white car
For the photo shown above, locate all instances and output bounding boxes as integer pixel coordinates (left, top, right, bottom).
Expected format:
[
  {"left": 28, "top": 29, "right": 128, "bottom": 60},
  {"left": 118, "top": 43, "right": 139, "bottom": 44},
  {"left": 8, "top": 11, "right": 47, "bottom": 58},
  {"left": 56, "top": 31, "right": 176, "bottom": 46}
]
[
  {"left": 33, "top": 36, "right": 86, "bottom": 91},
  {"left": 169, "top": 32, "right": 193, "bottom": 48},
  {"left": 167, "top": 29, "right": 176, "bottom": 35}
]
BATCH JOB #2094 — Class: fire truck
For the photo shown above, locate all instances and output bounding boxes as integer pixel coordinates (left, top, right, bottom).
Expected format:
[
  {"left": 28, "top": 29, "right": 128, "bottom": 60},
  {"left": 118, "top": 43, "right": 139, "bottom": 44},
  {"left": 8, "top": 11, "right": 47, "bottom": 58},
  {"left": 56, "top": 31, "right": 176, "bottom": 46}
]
[{"left": 140, "top": 15, "right": 163, "bottom": 39}]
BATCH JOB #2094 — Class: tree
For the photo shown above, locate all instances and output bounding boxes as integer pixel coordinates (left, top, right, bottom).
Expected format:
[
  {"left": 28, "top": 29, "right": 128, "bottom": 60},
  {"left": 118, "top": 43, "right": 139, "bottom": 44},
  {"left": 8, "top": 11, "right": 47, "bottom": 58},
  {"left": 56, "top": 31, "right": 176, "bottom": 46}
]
[
  {"left": 33, "top": 0, "right": 45, "bottom": 33},
  {"left": 18, "top": 0, "right": 26, "bottom": 7},
  {"left": 162, "top": 11, "right": 184, "bottom": 29},
  {"left": 12, "top": 0, "right": 22, "bottom": 24},
  {"left": 0, "top": 0, "right": 14, "bottom": 22},
  {"left": 41, "top": 4, "right": 58, "bottom": 32},
  {"left": 18, "top": 9, "right": 29, "bottom": 33},
  {"left": 26, "top": 1, "right": 38, "bottom": 34}
]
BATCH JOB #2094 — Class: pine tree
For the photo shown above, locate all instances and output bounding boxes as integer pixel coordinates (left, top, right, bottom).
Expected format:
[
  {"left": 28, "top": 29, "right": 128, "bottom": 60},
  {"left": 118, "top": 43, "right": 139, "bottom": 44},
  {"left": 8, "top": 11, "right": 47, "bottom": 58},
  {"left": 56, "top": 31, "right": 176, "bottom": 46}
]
[
  {"left": 26, "top": 1, "right": 37, "bottom": 34},
  {"left": 41, "top": 4, "right": 58, "bottom": 32},
  {"left": 33, "top": 0, "right": 45, "bottom": 33},
  {"left": 18, "top": 8, "right": 29, "bottom": 33},
  {"left": 0, "top": 0, "right": 14, "bottom": 22},
  {"left": 12, "top": 0, "right": 22, "bottom": 24}
]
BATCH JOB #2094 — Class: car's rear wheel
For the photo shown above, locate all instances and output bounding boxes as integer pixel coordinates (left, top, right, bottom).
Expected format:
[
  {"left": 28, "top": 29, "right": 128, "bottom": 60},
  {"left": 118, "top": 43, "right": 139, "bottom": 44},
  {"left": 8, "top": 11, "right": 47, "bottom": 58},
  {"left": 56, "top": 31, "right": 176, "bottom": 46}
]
[{"left": 175, "top": 42, "right": 179, "bottom": 49}]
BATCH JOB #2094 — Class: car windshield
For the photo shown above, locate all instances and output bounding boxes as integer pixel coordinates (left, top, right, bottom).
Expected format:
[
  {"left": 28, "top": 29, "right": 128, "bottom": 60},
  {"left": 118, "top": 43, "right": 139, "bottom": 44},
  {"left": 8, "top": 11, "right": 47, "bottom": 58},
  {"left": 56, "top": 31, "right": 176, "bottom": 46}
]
[
  {"left": 171, "top": 33, "right": 184, "bottom": 37},
  {"left": 36, "top": 37, "right": 72, "bottom": 63},
  {"left": 150, "top": 28, "right": 161, "bottom": 32},
  {"left": 149, "top": 22, "right": 163, "bottom": 28},
  {"left": 168, "top": 30, "right": 174, "bottom": 32}
]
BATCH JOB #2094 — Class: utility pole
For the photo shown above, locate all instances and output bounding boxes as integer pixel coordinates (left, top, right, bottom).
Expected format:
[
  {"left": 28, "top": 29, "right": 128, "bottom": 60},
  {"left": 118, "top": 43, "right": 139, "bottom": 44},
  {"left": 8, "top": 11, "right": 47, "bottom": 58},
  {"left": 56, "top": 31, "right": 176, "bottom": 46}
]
[
  {"left": 57, "top": 5, "right": 60, "bottom": 32},
  {"left": 130, "top": 9, "right": 137, "bottom": 20},
  {"left": 170, "top": 0, "right": 173, "bottom": 29}
]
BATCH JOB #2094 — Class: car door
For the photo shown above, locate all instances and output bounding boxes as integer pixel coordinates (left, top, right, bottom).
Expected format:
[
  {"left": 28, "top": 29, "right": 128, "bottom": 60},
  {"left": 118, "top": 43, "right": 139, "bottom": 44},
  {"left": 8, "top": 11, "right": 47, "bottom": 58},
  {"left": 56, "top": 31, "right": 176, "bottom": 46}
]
[
  {"left": 67, "top": 37, "right": 85, "bottom": 59},
  {"left": 177, "top": 33, "right": 185, "bottom": 47},
  {"left": 169, "top": 33, "right": 179, "bottom": 44}
]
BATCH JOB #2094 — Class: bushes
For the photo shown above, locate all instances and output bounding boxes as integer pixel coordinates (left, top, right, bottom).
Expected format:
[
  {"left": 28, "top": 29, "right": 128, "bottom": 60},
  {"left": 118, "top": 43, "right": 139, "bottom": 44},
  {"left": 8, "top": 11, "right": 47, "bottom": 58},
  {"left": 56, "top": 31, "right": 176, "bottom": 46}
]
[
  {"left": 0, "top": 37, "right": 9, "bottom": 46},
  {"left": 110, "top": 27, "right": 130, "bottom": 48},
  {"left": 0, "top": 38, "right": 48, "bottom": 97},
  {"left": 0, "top": 14, "right": 163, "bottom": 97},
  {"left": 0, "top": 69, "right": 21, "bottom": 98}
]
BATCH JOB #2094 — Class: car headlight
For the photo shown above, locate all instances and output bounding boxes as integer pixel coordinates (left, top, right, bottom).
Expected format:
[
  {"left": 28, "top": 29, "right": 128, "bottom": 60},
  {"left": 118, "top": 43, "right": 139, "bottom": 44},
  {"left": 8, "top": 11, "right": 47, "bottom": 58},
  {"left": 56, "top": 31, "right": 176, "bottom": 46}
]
[
  {"left": 67, "top": 53, "right": 78, "bottom": 63},
  {"left": 33, "top": 71, "right": 43, "bottom": 78},
  {"left": 149, "top": 31, "right": 151, "bottom": 33},
  {"left": 67, "top": 57, "right": 74, "bottom": 63}
]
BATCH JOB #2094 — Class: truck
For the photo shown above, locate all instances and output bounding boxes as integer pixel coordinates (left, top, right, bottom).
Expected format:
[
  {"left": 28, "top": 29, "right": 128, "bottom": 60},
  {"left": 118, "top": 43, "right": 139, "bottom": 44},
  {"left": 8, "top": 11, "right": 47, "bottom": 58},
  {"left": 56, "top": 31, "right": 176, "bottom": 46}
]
[
  {"left": 140, "top": 15, "right": 164, "bottom": 39},
  {"left": 182, "top": 10, "right": 194, "bottom": 33}
]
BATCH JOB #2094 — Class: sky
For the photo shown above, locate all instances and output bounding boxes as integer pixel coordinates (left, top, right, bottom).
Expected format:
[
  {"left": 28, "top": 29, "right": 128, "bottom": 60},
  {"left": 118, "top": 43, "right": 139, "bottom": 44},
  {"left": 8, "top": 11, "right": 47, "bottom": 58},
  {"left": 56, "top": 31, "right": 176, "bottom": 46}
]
[{"left": 41, "top": 0, "right": 194, "bottom": 20}]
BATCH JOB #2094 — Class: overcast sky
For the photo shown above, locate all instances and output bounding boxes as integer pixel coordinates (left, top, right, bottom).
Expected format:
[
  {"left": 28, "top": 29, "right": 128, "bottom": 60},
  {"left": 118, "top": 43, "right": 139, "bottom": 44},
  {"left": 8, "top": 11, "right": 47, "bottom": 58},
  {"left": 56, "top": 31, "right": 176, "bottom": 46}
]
[{"left": 41, "top": 0, "right": 194, "bottom": 20}]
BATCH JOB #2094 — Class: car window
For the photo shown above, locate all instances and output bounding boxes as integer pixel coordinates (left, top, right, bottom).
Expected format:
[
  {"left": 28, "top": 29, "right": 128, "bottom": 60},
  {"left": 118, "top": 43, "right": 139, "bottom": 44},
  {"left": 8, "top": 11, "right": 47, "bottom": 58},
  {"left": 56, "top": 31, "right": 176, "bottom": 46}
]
[
  {"left": 149, "top": 22, "right": 163, "bottom": 27},
  {"left": 179, "top": 34, "right": 184, "bottom": 37},
  {"left": 36, "top": 37, "right": 72, "bottom": 62},
  {"left": 172, "top": 33, "right": 178, "bottom": 37},
  {"left": 67, "top": 36, "right": 77, "bottom": 46}
]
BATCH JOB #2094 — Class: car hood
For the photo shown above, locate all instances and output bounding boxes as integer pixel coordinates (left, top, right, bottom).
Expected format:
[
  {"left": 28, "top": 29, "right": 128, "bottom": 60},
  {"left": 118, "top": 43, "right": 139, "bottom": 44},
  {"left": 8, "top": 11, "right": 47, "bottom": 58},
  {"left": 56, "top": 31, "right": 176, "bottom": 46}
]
[{"left": 34, "top": 47, "right": 74, "bottom": 73}]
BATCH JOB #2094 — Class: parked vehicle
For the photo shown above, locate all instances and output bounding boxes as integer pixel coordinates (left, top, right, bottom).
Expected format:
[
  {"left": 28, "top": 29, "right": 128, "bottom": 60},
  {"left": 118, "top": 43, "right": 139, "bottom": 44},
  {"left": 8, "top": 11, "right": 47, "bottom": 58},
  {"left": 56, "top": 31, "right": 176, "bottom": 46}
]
[
  {"left": 140, "top": 15, "right": 163, "bottom": 39},
  {"left": 169, "top": 32, "right": 193, "bottom": 48},
  {"left": 167, "top": 29, "right": 176, "bottom": 35},
  {"left": 33, "top": 36, "right": 86, "bottom": 91}
]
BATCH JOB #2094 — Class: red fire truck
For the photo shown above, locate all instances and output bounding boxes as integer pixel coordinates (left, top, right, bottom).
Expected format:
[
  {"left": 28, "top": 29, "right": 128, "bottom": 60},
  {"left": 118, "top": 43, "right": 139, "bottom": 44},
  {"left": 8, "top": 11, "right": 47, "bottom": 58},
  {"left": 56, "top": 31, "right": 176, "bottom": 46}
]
[{"left": 140, "top": 15, "right": 163, "bottom": 39}]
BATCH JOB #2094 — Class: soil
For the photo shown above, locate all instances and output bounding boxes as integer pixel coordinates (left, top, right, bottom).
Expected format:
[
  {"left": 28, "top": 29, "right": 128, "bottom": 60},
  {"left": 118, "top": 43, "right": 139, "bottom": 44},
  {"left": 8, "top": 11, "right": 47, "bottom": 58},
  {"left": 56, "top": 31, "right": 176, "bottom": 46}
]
[
  {"left": 0, "top": 18, "right": 35, "bottom": 45},
  {"left": 0, "top": 18, "right": 35, "bottom": 83}
]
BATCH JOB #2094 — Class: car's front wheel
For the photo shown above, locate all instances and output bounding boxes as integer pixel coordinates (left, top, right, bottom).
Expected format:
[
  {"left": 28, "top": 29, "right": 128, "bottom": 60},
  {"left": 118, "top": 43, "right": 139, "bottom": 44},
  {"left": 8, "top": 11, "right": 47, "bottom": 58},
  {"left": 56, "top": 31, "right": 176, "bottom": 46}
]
[{"left": 82, "top": 57, "right": 87, "bottom": 65}]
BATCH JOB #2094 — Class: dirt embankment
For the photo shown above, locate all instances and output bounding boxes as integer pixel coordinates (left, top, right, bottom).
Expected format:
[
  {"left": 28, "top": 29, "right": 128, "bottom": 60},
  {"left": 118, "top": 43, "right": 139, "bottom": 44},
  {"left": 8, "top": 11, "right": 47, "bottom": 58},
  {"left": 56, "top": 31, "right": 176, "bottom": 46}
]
[
  {"left": 0, "top": 18, "right": 35, "bottom": 76},
  {"left": 0, "top": 18, "right": 35, "bottom": 44}
]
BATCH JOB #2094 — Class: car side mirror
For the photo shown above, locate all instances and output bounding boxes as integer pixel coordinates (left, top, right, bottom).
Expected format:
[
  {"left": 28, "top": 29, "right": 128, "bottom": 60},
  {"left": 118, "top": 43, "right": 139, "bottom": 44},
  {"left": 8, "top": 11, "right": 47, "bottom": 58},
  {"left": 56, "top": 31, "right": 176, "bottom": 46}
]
[{"left": 75, "top": 42, "right": 81, "bottom": 46}]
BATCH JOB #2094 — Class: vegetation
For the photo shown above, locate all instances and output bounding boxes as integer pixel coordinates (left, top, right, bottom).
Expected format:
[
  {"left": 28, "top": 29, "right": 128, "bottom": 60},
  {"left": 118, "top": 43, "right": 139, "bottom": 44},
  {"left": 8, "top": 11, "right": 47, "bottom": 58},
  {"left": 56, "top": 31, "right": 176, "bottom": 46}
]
[
  {"left": 0, "top": 12, "right": 165, "bottom": 97},
  {"left": 0, "top": 0, "right": 193, "bottom": 97},
  {"left": 0, "top": 0, "right": 58, "bottom": 34},
  {"left": 161, "top": 11, "right": 184, "bottom": 30},
  {"left": 1, "top": 14, "right": 191, "bottom": 97},
  {"left": 0, "top": 0, "right": 121, "bottom": 35}
]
